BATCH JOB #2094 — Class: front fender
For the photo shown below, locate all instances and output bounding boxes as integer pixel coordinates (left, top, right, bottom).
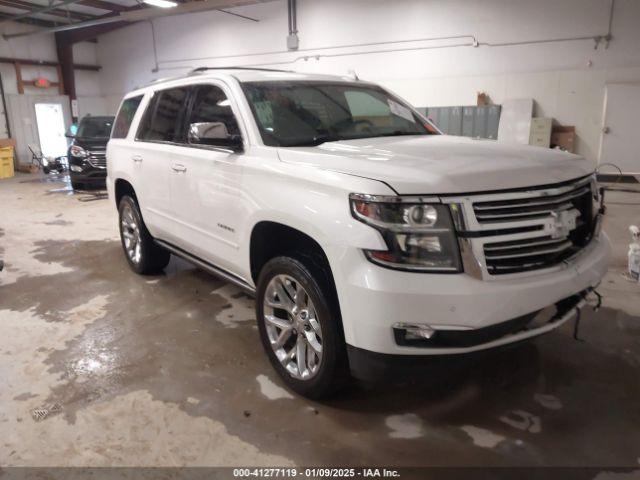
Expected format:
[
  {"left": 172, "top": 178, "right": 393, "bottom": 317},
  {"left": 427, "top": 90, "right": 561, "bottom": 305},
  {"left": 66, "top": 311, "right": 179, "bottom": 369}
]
[{"left": 238, "top": 163, "right": 394, "bottom": 282}]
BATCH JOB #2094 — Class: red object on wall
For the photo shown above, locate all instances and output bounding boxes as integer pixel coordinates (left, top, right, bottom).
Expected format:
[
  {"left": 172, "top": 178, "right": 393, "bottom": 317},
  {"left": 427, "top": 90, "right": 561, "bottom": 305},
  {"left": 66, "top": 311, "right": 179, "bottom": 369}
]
[{"left": 33, "top": 77, "right": 51, "bottom": 88}]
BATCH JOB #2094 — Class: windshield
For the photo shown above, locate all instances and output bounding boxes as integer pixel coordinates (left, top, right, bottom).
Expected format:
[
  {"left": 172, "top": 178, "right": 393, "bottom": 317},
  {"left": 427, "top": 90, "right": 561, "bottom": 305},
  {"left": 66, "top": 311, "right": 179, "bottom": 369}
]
[
  {"left": 241, "top": 81, "right": 437, "bottom": 147},
  {"left": 76, "top": 116, "right": 115, "bottom": 139}
]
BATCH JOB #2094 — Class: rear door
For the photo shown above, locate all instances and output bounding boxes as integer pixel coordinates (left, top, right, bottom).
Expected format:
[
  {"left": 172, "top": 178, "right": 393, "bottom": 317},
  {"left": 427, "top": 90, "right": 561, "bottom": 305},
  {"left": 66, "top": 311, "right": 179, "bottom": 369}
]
[
  {"left": 167, "top": 82, "right": 246, "bottom": 273},
  {"left": 133, "top": 87, "right": 190, "bottom": 241}
]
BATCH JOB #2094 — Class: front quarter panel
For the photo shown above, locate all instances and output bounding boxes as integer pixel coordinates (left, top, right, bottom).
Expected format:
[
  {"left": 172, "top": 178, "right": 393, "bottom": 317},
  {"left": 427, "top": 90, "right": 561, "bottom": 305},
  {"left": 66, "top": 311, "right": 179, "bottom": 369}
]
[{"left": 237, "top": 147, "right": 393, "bottom": 278}]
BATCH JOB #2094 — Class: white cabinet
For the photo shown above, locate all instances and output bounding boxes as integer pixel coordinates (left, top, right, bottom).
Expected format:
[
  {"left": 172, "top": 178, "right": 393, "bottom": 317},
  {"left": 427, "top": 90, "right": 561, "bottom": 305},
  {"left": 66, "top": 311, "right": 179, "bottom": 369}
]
[{"left": 529, "top": 117, "right": 553, "bottom": 148}]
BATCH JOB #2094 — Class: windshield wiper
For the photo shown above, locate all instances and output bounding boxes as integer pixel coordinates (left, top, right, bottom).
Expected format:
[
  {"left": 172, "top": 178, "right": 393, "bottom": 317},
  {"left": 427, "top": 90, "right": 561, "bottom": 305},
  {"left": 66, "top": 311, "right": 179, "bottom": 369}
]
[
  {"left": 286, "top": 131, "right": 424, "bottom": 147},
  {"left": 287, "top": 134, "right": 338, "bottom": 147},
  {"left": 377, "top": 131, "right": 426, "bottom": 138}
]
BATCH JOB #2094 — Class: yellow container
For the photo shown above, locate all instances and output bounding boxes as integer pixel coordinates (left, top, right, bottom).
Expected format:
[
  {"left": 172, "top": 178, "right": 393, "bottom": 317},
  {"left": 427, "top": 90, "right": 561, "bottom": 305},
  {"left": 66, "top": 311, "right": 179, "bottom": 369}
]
[{"left": 0, "top": 146, "right": 15, "bottom": 179}]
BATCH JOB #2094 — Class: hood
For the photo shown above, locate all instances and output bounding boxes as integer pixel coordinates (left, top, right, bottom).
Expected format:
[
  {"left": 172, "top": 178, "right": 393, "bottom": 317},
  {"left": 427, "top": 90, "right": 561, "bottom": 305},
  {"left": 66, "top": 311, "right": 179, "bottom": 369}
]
[
  {"left": 276, "top": 135, "right": 594, "bottom": 194},
  {"left": 73, "top": 137, "right": 108, "bottom": 150}
]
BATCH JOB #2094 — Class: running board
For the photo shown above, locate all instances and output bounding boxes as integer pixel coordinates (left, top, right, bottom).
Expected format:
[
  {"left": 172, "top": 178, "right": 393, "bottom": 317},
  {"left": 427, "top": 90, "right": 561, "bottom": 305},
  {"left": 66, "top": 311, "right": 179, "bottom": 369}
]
[{"left": 155, "top": 239, "right": 256, "bottom": 296}]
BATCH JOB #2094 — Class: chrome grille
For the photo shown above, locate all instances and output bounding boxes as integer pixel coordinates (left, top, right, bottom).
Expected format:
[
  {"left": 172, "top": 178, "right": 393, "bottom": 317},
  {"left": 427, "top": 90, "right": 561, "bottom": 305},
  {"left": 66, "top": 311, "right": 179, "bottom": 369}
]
[
  {"left": 86, "top": 150, "right": 106, "bottom": 169},
  {"left": 483, "top": 236, "right": 580, "bottom": 275},
  {"left": 442, "top": 175, "right": 599, "bottom": 279},
  {"left": 473, "top": 184, "right": 591, "bottom": 223}
]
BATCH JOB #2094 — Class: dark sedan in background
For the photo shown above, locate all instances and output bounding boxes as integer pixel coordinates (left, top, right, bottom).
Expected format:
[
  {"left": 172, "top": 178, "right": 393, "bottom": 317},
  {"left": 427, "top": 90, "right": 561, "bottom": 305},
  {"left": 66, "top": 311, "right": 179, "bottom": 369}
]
[{"left": 67, "top": 115, "right": 114, "bottom": 190}]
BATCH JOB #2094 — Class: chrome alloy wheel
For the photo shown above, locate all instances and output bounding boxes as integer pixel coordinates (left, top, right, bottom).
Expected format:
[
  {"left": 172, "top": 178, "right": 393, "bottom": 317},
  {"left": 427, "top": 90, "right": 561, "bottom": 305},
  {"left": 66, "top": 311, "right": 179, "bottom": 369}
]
[
  {"left": 263, "top": 274, "right": 323, "bottom": 380},
  {"left": 121, "top": 204, "right": 142, "bottom": 265}
]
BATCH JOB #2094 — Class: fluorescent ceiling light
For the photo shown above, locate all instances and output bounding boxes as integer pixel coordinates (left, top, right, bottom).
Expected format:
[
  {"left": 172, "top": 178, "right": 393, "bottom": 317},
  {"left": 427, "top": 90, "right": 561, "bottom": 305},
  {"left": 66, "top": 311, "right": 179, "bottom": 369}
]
[{"left": 143, "top": 0, "right": 178, "bottom": 8}]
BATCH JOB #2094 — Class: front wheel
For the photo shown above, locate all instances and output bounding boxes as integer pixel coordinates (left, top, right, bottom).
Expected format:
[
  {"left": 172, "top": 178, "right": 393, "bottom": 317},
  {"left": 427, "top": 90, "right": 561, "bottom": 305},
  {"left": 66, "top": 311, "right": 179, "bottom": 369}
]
[
  {"left": 255, "top": 256, "right": 347, "bottom": 399},
  {"left": 118, "top": 195, "right": 170, "bottom": 275}
]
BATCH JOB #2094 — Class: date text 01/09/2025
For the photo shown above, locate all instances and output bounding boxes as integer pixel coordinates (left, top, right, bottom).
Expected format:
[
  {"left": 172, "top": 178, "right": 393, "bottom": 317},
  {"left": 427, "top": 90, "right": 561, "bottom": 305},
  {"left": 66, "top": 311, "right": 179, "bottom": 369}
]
[{"left": 232, "top": 468, "right": 401, "bottom": 478}]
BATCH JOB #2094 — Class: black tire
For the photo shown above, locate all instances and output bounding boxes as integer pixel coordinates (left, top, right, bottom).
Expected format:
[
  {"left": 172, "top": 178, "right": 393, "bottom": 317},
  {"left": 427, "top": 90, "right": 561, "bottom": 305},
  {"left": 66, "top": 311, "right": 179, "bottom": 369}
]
[
  {"left": 118, "top": 195, "right": 170, "bottom": 275},
  {"left": 255, "top": 255, "right": 348, "bottom": 399},
  {"left": 71, "top": 180, "right": 83, "bottom": 190}
]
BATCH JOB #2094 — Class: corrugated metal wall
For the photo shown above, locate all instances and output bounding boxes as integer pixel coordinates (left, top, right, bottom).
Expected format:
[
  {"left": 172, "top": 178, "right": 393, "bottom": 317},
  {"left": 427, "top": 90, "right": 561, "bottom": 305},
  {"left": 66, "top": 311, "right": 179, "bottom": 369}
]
[{"left": 419, "top": 105, "right": 501, "bottom": 139}]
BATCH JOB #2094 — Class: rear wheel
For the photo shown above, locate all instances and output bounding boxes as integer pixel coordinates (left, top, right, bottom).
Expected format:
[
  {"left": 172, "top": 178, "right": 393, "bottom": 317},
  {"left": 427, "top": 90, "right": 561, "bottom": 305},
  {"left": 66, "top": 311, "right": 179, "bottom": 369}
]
[
  {"left": 256, "top": 255, "right": 347, "bottom": 399},
  {"left": 118, "top": 195, "right": 170, "bottom": 274}
]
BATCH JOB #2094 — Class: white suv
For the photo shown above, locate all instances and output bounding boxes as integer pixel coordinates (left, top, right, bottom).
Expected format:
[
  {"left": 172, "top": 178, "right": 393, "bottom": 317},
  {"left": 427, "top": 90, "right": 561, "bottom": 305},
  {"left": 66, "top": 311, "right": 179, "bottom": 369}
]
[{"left": 107, "top": 68, "right": 611, "bottom": 398}]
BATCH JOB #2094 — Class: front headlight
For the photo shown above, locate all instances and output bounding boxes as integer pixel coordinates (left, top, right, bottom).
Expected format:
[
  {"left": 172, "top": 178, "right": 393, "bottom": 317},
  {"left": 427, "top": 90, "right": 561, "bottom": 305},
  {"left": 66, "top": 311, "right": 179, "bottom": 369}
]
[
  {"left": 350, "top": 194, "right": 462, "bottom": 272},
  {"left": 70, "top": 145, "right": 88, "bottom": 158}
]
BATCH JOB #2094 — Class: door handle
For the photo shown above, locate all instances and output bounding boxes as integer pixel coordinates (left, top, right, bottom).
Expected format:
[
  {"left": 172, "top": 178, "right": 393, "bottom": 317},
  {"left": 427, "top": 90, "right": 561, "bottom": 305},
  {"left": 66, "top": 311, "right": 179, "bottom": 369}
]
[
  {"left": 132, "top": 155, "right": 143, "bottom": 163},
  {"left": 171, "top": 163, "right": 187, "bottom": 173}
]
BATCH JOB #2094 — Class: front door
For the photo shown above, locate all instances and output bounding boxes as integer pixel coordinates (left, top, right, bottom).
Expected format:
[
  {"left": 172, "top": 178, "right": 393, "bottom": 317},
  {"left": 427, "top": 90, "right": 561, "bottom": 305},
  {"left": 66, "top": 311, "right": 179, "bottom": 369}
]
[{"left": 169, "top": 82, "right": 246, "bottom": 274}]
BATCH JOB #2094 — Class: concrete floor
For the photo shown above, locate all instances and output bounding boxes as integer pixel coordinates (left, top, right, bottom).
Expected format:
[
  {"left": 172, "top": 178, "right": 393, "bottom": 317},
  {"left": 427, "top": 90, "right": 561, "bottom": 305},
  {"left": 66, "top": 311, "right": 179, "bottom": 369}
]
[{"left": 1, "top": 172, "right": 639, "bottom": 468}]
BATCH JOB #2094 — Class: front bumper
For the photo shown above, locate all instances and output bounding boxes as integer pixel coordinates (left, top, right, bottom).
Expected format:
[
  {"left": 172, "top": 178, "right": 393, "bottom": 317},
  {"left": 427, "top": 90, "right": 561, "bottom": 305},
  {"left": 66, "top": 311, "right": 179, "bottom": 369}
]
[
  {"left": 68, "top": 158, "right": 107, "bottom": 184},
  {"left": 347, "top": 292, "right": 590, "bottom": 381},
  {"left": 332, "top": 232, "right": 611, "bottom": 356}
]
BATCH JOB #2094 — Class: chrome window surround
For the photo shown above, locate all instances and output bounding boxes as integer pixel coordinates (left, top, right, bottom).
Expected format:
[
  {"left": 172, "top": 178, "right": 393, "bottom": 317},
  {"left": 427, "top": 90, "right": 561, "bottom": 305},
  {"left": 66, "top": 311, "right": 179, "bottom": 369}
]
[{"left": 439, "top": 174, "right": 601, "bottom": 281}]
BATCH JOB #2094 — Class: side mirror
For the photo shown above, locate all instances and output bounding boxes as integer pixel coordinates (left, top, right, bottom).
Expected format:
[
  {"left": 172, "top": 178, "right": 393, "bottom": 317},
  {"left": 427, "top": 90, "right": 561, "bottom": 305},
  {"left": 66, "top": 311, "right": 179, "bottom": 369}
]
[{"left": 188, "top": 122, "right": 243, "bottom": 152}]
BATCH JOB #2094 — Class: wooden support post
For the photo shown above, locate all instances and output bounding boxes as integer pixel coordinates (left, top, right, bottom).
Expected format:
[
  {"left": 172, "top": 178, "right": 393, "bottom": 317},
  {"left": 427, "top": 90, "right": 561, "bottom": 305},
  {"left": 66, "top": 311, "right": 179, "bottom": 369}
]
[
  {"left": 14, "top": 61, "right": 24, "bottom": 94},
  {"left": 56, "top": 65, "right": 64, "bottom": 95},
  {"left": 55, "top": 34, "right": 76, "bottom": 121}
]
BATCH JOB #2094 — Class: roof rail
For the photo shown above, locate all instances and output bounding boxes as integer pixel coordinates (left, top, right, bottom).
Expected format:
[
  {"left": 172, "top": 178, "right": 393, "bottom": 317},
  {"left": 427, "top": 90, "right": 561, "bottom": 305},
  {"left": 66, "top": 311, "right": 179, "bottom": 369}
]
[
  {"left": 136, "top": 66, "right": 296, "bottom": 90},
  {"left": 188, "top": 66, "right": 293, "bottom": 75},
  {"left": 148, "top": 76, "right": 180, "bottom": 85}
]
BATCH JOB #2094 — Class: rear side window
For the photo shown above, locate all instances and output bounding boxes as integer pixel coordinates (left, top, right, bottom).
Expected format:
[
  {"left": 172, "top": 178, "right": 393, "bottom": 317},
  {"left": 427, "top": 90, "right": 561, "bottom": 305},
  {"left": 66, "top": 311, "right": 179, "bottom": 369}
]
[
  {"left": 112, "top": 95, "right": 142, "bottom": 139},
  {"left": 137, "top": 88, "right": 189, "bottom": 143}
]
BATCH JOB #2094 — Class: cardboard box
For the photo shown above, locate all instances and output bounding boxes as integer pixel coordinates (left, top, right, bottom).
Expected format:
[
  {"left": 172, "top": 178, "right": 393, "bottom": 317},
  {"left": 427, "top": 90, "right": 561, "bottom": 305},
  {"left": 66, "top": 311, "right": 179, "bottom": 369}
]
[
  {"left": 0, "top": 138, "right": 16, "bottom": 149},
  {"left": 551, "top": 126, "right": 576, "bottom": 153}
]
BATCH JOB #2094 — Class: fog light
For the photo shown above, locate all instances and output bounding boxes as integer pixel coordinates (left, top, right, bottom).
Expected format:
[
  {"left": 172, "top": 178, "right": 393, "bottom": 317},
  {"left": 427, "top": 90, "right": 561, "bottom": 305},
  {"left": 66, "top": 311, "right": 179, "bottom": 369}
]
[
  {"left": 70, "top": 165, "right": 83, "bottom": 172},
  {"left": 394, "top": 323, "right": 436, "bottom": 340}
]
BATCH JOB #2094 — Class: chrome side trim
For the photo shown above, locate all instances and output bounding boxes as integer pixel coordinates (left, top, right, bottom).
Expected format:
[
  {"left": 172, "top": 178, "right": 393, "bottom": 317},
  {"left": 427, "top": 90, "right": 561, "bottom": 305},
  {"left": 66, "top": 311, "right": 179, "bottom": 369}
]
[
  {"left": 458, "top": 237, "right": 484, "bottom": 279},
  {"left": 155, "top": 239, "right": 256, "bottom": 295}
]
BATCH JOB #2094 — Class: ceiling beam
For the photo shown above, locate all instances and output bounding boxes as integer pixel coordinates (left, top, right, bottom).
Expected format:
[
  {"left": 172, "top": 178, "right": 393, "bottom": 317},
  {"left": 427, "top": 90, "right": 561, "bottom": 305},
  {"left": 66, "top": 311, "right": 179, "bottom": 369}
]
[
  {"left": 3, "top": 0, "right": 270, "bottom": 38},
  {"left": 0, "top": 55, "right": 101, "bottom": 71},
  {"left": 54, "top": 19, "right": 131, "bottom": 43},
  {"left": 0, "top": 11, "right": 59, "bottom": 27},
  {"left": 76, "top": 0, "right": 128, "bottom": 12},
  {"left": 0, "top": 0, "right": 88, "bottom": 25},
  {"left": 0, "top": 0, "right": 95, "bottom": 21}
]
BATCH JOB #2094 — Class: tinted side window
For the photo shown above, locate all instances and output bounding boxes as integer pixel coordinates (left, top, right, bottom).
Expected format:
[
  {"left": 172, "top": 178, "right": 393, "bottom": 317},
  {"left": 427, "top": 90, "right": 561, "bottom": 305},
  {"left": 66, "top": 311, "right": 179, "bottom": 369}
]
[
  {"left": 187, "top": 85, "right": 240, "bottom": 141},
  {"left": 138, "top": 88, "right": 188, "bottom": 142},
  {"left": 112, "top": 95, "right": 142, "bottom": 139}
]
